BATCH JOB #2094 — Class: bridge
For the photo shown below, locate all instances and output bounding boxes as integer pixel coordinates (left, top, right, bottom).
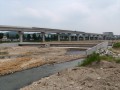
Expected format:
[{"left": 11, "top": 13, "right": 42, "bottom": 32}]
[{"left": 0, "top": 25, "right": 118, "bottom": 43}]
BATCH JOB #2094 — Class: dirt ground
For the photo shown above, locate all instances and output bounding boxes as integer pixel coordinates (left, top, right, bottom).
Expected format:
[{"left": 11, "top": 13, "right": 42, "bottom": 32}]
[
  {"left": 21, "top": 47, "right": 120, "bottom": 90},
  {"left": 0, "top": 46, "right": 85, "bottom": 75},
  {"left": 21, "top": 61, "right": 120, "bottom": 90}
]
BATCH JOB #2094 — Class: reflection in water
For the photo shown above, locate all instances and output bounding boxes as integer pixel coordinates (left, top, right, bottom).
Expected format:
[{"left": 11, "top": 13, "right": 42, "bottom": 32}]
[{"left": 66, "top": 50, "right": 86, "bottom": 55}]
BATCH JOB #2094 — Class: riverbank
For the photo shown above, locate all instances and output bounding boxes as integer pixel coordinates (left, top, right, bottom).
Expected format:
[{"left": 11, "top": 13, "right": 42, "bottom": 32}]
[
  {"left": 0, "top": 46, "right": 85, "bottom": 75},
  {"left": 21, "top": 47, "right": 120, "bottom": 90},
  {"left": 21, "top": 60, "right": 120, "bottom": 90}
]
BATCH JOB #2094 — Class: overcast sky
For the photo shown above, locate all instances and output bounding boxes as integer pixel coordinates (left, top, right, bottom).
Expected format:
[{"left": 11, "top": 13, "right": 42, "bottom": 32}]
[{"left": 0, "top": 0, "right": 120, "bottom": 34}]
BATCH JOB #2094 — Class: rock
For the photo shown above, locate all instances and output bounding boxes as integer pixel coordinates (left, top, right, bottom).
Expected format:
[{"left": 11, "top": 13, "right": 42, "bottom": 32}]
[
  {"left": 88, "top": 83, "right": 93, "bottom": 88},
  {"left": 97, "top": 77, "right": 101, "bottom": 80},
  {"left": 69, "top": 81, "right": 74, "bottom": 85},
  {"left": 72, "top": 68, "right": 78, "bottom": 71},
  {"left": 46, "top": 77, "right": 50, "bottom": 79},
  {"left": 81, "top": 82, "right": 85, "bottom": 85},
  {"left": 107, "top": 82, "right": 111, "bottom": 86},
  {"left": 37, "top": 81, "right": 41, "bottom": 84},
  {"left": 118, "top": 54, "right": 120, "bottom": 57},
  {"left": 79, "top": 87, "right": 83, "bottom": 90},
  {"left": 57, "top": 72, "right": 61, "bottom": 76},
  {"left": 33, "top": 82, "right": 38, "bottom": 86}
]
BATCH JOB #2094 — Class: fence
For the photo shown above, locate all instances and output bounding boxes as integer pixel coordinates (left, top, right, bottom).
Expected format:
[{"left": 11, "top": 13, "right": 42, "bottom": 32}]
[{"left": 86, "top": 41, "right": 108, "bottom": 55}]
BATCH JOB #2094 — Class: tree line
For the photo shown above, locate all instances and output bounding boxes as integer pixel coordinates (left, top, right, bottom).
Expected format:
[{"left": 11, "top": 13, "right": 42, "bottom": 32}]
[{"left": 0, "top": 33, "right": 59, "bottom": 41}]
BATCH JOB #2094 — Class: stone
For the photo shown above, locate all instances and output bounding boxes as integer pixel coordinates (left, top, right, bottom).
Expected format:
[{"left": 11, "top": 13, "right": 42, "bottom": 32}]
[
  {"left": 81, "top": 82, "right": 85, "bottom": 85},
  {"left": 107, "top": 82, "right": 111, "bottom": 86},
  {"left": 97, "top": 77, "right": 101, "bottom": 80},
  {"left": 69, "top": 81, "right": 74, "bottom": 85},
  {"left": 79, "top": 87, "right": 83, "bottom": 90},
  {"left": 88, "top": 83, "right": 93, "bottom": 88}
]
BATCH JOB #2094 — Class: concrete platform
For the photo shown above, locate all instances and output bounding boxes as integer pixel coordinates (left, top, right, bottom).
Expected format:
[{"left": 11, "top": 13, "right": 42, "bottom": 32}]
[{"left": 18, "top": 42, "right": 97, "bottom": 48}]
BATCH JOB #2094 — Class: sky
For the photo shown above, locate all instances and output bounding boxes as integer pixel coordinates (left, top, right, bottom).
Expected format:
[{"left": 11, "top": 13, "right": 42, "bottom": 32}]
[{"left": 0, "top": 0, "right": 120, "bottom": 34}]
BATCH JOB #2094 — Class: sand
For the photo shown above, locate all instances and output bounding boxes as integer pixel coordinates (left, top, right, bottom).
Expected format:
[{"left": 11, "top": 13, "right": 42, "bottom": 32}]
[{"left": 0, "top": 46, "right": 85, "bottom": 75}]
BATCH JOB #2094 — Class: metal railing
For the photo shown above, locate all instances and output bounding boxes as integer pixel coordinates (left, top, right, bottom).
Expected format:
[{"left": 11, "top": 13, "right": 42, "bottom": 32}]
[{"left": 86, "top": 41, "right": 108, "bottom": 55}]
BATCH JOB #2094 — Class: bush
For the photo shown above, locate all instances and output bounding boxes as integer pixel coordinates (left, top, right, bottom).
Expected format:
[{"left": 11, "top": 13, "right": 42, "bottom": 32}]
[
  {"left": 113, "top": 42, "right": 120, "bottom": 48},
  {"left": 100, "top": 55, "right": 115, "bottom": 62},
  {"left": 0, "top": 51, "right": 8, "bottom": 55},
  {"left": 115, "top": 58, "right": 120, "bottom": 63},
  {"left": 79, "top": 52, "right": 100, "bottom": 66},
  {"left": 100, "top": 55, "right": 120, "bottom": 63}
]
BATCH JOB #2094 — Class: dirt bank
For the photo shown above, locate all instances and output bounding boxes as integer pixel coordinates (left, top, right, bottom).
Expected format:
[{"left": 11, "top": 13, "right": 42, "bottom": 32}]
[
  {"left": 21, "top": 61, "right": 120, "bottom": 90},
  {"left": 0, "top": 46, "right": 85, "bottom": 75}
]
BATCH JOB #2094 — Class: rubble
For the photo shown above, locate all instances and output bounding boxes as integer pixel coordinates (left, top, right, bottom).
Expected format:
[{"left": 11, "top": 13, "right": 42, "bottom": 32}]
[{"left": 21, "top": 61, "right": 120, "bottom": 90}]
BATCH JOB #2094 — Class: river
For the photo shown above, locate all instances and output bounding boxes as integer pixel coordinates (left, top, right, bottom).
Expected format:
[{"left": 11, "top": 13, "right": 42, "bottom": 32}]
[{"left": 0, "top": 58, "right": 84, "bottom": 90}]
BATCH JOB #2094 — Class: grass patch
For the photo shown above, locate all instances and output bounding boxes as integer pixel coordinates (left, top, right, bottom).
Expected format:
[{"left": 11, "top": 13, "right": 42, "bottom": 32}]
[
  {"left": 115, "top": 58, "right": 120, "bottom": 63},
  {"left": 113, "top": 42, "right": 120, "bottom": 48},
  {"left": 78, "top": 52, "right": 120, "bottom": 66},
  {"left": 100, "top": 55, "right": 115, "bottom": 62},
  {"left": 79, "top": 52, "right": 100, "bottom": 66},
  {"left": 0, "top": 51, "right": 8, "bottom": 55},
  {"left": 0, "top": 47, "right": 9, "bottom": 56},
  {"left": 100, "top": 55, "right": 120, "bottom": 64}
]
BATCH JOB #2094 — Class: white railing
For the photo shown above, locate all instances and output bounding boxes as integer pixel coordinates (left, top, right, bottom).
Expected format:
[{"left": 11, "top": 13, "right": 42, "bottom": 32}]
[{"left": 86, "top": 41, "right": 108, "bottom": 55}]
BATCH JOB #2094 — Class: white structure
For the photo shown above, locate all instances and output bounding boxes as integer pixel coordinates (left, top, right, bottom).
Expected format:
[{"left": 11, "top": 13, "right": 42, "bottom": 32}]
[{"left": 2, "top": 35, "right": 8, "bottom": 41}]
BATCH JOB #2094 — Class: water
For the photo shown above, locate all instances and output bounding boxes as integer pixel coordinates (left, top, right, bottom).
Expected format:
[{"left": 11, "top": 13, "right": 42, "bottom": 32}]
[
  {"left": 0, "top": 59, "right": 84, "bottom": 90},
  {"left": 66, "top": 50, "right": 86, "bottom": 55}
]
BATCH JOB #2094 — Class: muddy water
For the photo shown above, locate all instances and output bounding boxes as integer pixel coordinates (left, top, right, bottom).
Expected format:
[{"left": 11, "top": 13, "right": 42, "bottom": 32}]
[
  {"left": 0, "top": 58, "right": 84, "bottom": 90},
  {"left": 66, "top": 50, "right": 86, "bottom": 55}
]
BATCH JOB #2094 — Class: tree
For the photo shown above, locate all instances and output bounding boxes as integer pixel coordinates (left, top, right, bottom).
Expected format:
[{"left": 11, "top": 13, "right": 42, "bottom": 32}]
[
  {"left": 27, "top": 34, "right": 31, "bottom": 40},
  {"left": 0, "top": 33, "right": 4, "bottom": 39},
  {"left": 16, "top": 34, "right": 19, "bottom": 39},
  {"left": 23, "top": 34, "right": 26, "bottom": 40},
  {"left": 38, "top": 34, "right": 41, "bottom": 40},
  {"left": 6, "top": 33, "right": 9, "bottom": 39},
  {"left": 32, "top": 33, "right": 37, "bottom": 40}
]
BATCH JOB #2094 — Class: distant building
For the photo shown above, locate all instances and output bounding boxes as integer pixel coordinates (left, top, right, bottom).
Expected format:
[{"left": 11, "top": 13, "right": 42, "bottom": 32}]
[
  {"left": 2, "top": 31, "right": 19, "bottom": 41},
  {"left": 114, "top": 35, "right": 120, "bottom": 40},
  {"left": 2, "top": 35, "right": 11, "bottom": 41},
  {"left": 5, "top": 31, "right": 18, "bottom": 39},
  {"left": 103, "top": 32, "right": 114, "bottom": 40}
]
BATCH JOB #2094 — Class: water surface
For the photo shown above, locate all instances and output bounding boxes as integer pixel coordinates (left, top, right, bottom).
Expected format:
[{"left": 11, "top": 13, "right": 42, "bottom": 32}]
[{"left": 0, "top": 59, "right": 84, "bottom": 90}]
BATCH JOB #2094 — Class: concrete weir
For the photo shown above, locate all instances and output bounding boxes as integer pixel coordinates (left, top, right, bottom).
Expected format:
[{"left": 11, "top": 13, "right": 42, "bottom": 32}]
[{"left": 18, "top": 43, "right": 97, "bottom": 48}]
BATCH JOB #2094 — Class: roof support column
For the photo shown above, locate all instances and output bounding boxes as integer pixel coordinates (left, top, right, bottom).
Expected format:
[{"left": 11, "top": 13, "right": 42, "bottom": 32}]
[
  {"left": 88, "top": 35, "right": 91, "bottom": 40},
  {"left": 83, "top": 34, "right": 85, "bottom": 40},
  {"left": 97, "top": 36, "right": 100, "bottom": 40},
  {"left": 18, "top": 31, "right": 23, "bottom": 43},
  {"left": 41, "top": 32, "right": 45, "bottom": 42},
  {"left": 57, "top": 33, "right": 60, "bottom": 41},
  {"left": 97, "top": 36, "right": 99, "bottom": 40},
  {"left": 99, "top": 36, "right": 102, "bottom": 40},
  {"left": 101, "top": 36, "right": 104, "bottom": 40},
  {"left": 77, "top": 34, "right": 80, "bottom": 41},
  {"left": 104, "top": 36, "right": 107, "bottom": 40},
  {"left": 68, "top": 33, "right": 71, "bottom": 41},
  {"left": 93, "top": 36, "right": 96, "bottom": 40}
]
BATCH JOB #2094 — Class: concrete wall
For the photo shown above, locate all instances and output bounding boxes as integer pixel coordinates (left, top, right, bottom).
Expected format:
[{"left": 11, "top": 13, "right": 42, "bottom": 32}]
[{"left": 86, "top": 41, "right": 108, "bottom": 55}]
